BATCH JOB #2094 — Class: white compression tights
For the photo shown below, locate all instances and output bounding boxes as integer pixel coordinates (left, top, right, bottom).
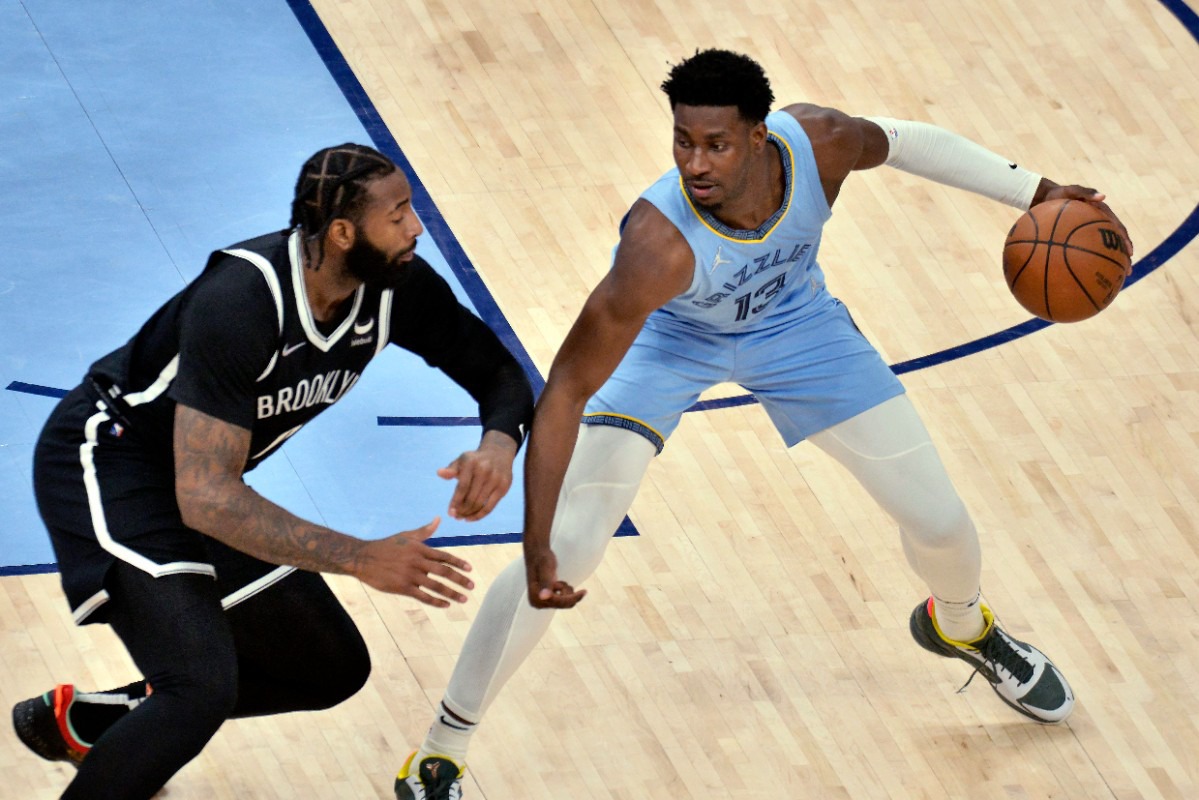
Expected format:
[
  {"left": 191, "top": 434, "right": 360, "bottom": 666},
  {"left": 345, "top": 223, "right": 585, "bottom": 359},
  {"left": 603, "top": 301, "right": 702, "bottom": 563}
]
[
  {"left": 807, "top": 393, "right": 982, "bottom": 604},
  {"left": 439, "top": 394, "right": 981, "bottom": 725},
  {"left": 440, "top": 424, "right": 656, "bottom": 723}
]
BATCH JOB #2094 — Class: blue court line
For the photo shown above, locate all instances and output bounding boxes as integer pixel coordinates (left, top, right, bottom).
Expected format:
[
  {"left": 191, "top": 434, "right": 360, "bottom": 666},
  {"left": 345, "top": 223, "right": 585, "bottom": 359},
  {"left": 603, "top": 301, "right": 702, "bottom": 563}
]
[
  {"left": 0, "top": 527, "right": 639, "bottom": 561},
  {"left": 5, "top": 381, "right": 68, "bottom": 399},
  {"left": 379, "top": 416, "right": 480, "bottom": 427},
  {"left": 0, "top": 565, "right": 56, "bottom": 576},
  {"left": 283, "top": 0, "right": 543, "bottom": 397},
  {"left": 414, "top": 525, "right": 636, "bottom": 550}
]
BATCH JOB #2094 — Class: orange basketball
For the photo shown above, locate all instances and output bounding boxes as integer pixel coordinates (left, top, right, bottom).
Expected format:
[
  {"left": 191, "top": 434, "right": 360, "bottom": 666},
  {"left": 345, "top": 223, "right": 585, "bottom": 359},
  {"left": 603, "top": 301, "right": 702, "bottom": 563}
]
[{"left": 1002, "top": 199, "right": 1130, "bottom": 322}]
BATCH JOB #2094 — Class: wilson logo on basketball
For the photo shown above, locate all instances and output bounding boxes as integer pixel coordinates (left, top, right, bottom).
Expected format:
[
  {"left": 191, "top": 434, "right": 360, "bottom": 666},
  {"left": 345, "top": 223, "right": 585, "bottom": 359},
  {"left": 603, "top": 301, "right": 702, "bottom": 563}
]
[{"left": 1099, "top": 228, "right": 1128, "bottom": 255}]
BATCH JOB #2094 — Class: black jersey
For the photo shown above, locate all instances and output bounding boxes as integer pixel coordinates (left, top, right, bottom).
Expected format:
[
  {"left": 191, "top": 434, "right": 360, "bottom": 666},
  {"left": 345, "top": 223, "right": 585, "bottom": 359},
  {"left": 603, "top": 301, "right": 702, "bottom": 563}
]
[{"left": 86, "top": 229, "right": 532, "bottom": 472}]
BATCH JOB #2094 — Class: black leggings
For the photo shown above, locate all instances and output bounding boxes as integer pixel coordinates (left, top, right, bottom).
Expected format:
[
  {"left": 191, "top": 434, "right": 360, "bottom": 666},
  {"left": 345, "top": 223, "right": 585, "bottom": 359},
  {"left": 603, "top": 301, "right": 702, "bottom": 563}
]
[{"left": 62, "top": 560, "right": 371, "bottom": 800}]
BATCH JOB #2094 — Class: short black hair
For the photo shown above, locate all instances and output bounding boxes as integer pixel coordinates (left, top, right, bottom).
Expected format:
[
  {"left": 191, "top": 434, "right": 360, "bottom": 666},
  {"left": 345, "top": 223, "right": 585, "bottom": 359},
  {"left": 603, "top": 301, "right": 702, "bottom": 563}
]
[
  {"left": 660, "top": 49, "right": 774, "bottom": 123},
  {"left": 290, "top": 143, "right": 396, "bottom": 237}
]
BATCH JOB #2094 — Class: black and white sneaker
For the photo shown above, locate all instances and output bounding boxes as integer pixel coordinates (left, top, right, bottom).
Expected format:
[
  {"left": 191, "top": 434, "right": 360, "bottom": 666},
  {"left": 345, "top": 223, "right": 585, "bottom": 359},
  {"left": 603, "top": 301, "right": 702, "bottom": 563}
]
[
  {"left": 910, "top": 598, "right": 1074, "bottom": 723},
  {"left": 395, "top": 750, "right": 464, "bottom": 800}
]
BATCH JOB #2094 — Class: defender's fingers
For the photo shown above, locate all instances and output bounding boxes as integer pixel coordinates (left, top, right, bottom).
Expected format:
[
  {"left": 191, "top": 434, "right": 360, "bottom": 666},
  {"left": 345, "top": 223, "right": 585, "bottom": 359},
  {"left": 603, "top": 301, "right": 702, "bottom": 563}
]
[
  {"left": 407, "top": 587, "right": 452, "bottom": 608},
  {"left": 422, "top": 577, "right": 470, "bottom": 604},
  {"left": 421, "top": 546, "right": 472, "bottom": 573},
  {"left": 425, "top": 559, "right": 475, "bottom": 590}
]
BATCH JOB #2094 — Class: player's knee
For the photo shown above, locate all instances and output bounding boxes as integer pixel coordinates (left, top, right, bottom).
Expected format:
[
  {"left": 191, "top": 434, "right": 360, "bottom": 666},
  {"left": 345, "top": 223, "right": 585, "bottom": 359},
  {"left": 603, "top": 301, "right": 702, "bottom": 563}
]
[
  {"left": 903, "top": 499, "right": 974, "bottom": 551},
  {"left": 199, "top": 678, "right": 239, "bottom": 727},
  {"left": 307, "top": 629, "right": 372, "bottom": 710},
  {"left": 549, "top": 425, "right": 653, "bottom": 586},
  {"left": 155, "top": 654, "right": 240, "bottom": 730},
  {"left": 552, "top": 486, "right": 629, "bottom": 584},
  {"left": 325, "top": 644, "right": 372, "bottom": 709},
  {"left": 553, "top": 525, "right": 611, "bottom": 585}
]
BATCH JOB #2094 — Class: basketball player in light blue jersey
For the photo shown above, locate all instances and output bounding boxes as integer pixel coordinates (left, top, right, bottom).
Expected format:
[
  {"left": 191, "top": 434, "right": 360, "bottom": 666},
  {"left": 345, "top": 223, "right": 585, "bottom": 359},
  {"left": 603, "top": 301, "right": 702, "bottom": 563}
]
[{"left": 396, "top": 49, "right": 1133, "bottom": 799}]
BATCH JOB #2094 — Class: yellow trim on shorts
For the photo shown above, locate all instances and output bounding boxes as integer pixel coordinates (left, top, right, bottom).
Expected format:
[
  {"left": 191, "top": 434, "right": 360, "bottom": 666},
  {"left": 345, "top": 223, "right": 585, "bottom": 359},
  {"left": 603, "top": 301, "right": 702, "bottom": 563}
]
[{"left": 581, "top": 412, "right": 666, "bottom": 454}]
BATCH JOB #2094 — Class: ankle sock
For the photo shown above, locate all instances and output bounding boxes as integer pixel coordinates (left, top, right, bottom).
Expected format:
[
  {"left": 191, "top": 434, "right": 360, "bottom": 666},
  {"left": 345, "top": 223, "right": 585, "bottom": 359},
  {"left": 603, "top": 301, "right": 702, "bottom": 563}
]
[
  {"left": 931, "top": 593, "right": 987, "bottom": 642},
  {"left": 417, "top": 700, "right": 476, "bottom": 765}
]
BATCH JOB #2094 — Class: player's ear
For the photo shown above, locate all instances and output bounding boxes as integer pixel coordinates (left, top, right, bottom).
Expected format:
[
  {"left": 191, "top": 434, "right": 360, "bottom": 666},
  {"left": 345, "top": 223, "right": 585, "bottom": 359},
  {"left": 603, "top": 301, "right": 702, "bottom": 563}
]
[
  {"left": 749, "top": 119, "right": 768, "bottom": 150},
  {"left": 326, "top": 218, "right": 356, "bottom": 252}
]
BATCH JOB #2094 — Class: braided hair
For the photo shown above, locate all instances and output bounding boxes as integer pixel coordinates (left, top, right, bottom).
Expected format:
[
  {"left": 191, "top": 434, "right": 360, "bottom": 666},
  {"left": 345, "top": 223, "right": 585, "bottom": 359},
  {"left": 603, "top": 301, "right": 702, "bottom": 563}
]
[
  {"left": 661, "top": 49, "right": 774, "bottom": 124},
  {"left": 290, "top": 143, "right": 397, "bottom": 270}
]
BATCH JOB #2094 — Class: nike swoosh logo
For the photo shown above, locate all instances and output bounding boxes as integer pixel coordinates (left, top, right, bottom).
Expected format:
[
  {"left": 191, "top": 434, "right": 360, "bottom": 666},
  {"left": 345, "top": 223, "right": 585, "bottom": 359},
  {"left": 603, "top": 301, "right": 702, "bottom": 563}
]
[
  {"left": 282, "top": 342, "right": 306, "bottom": 356},
  {"left": 353, "top": 317, "right": 374, "bottom": 335}
]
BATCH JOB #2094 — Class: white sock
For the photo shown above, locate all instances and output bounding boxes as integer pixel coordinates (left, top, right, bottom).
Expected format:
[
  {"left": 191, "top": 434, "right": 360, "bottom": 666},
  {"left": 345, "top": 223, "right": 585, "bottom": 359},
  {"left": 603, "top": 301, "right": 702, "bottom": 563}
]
[
  {"left": 417, "top": 700, "right": 477, "bottom": 764},
  {"left": 931, "top": 592, "right": 987, "bottom": 642}
]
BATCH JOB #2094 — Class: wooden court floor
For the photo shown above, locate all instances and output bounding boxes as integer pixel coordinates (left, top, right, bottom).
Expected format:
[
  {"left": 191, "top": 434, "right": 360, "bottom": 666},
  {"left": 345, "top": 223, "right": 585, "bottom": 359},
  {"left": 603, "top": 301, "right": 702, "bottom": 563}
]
[{"left": 4, "top": 0, "right": 1199, "bottom": 797}]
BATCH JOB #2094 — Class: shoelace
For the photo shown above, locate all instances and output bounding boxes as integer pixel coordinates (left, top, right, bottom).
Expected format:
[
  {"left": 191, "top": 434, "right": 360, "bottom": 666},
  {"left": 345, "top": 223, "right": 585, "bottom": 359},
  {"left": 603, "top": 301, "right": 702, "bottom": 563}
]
[
  {"left": 977, "top": 631, "right": 1035, "bottom": 684},
  {"left": 955, "top": 630, "right": 1035, "bottom": 693}
]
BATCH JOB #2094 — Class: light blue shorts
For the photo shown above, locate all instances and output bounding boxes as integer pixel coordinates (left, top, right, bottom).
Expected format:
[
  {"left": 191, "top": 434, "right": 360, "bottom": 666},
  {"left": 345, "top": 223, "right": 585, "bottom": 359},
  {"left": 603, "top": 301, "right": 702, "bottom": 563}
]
[{"left": 583, "top": 293, "right": 905, "bottom": 453}]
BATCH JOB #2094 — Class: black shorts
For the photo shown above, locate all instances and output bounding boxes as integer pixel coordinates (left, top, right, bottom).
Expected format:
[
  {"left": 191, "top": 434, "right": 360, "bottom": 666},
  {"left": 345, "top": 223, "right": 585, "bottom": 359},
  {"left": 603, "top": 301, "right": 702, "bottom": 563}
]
[{"left": 33, "top": 384, "right": 289, "bottom": 625}]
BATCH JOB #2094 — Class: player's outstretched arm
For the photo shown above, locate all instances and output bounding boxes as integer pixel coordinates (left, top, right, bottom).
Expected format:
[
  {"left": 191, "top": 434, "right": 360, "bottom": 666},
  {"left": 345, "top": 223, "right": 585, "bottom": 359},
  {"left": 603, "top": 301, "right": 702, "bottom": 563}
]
[
  {"left": 522, "top": 200, "right": 692, "bottom": 609},
  {"left": 173, "top": 404, "right": 474, "bottom": 607},
  {"left": 786, "top": 102, "right": 1133, "bottom": 267}
]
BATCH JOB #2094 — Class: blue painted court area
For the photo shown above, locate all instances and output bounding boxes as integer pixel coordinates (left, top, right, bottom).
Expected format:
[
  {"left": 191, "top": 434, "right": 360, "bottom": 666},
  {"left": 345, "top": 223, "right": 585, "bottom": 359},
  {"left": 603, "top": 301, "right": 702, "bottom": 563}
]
[{"left": 0, "top": 0, "right": 544, "bottom": 573}]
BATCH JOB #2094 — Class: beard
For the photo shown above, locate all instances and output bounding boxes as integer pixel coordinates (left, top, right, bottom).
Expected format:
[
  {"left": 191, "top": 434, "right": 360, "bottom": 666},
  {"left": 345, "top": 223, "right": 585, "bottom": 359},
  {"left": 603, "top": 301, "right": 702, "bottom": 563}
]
[{"left": 344, "top": 235, "right": 414, "bottom": 289}]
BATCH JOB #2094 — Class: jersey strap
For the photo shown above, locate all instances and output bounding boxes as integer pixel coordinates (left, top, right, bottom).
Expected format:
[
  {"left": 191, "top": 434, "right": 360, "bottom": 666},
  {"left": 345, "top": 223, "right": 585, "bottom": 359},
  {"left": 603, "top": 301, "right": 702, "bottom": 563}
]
[{"left": 221, "top": 247, "right": 286, "bottom": 381}]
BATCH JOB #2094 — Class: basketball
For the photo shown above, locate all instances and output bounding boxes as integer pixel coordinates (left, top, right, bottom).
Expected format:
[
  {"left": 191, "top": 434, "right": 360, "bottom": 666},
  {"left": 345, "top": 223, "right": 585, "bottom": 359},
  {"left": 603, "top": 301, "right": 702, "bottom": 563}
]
[{"left": 1002, "top": 199, "right": 1131, "bottom": 322}]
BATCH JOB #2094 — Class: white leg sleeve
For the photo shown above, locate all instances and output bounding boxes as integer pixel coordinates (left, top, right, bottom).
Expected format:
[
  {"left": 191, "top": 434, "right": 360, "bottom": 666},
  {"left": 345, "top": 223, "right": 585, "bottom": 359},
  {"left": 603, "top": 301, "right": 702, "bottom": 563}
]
[
  {"left": 442, "top": 424, "right": 656, "bottom": 720},
  {"left": 807, "top": 394, "right": 982, "bottom": 603}
]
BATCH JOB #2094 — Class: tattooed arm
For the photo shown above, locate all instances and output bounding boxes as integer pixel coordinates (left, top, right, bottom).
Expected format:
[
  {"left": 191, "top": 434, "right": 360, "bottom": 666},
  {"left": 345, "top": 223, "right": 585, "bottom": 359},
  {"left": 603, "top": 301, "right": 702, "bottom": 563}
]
[{"left": 172, "top": 404, "right": 474, "bottom": 607}]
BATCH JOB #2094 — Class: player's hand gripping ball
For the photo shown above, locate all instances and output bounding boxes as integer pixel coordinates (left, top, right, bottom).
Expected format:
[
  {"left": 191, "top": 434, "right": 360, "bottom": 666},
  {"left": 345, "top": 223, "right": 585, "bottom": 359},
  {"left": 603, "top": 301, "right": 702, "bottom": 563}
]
[{"left": 1003, "top": 198, "right": 1131, "bottom": 322}]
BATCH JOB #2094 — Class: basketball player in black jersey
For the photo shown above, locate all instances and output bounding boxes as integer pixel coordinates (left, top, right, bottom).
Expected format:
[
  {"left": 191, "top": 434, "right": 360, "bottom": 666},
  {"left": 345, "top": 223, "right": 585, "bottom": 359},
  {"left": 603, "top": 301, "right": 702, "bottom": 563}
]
[{"left": 11, "top": 144, "right": 534, "bottom": 800}]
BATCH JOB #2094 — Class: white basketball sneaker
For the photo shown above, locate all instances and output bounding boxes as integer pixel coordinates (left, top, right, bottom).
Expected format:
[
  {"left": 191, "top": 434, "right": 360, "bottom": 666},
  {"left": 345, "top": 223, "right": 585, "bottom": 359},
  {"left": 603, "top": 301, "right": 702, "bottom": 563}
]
[{"left": 909, "top": 598, "right": 1074, "bottom": 723}]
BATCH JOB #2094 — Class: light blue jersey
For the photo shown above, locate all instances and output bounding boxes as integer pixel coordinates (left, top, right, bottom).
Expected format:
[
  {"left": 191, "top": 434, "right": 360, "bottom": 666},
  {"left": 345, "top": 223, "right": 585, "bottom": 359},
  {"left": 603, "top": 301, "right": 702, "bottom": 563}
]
[
  {"left": 585, "top": 110, "right": 904, "bottom": 451},
  {"left": 644, "top": 110, "right": 832, "bottom": 335}
]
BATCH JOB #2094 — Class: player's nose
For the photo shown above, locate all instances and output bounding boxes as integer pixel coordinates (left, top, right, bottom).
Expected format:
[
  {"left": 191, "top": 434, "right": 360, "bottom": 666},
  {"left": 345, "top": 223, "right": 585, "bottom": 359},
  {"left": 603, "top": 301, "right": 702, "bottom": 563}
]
[
  {"left": 406, "top": 212, "right": 424, "bottom": 241},
  {"left": 684, "top": 148, "right": 711, "bottom": 177}
]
